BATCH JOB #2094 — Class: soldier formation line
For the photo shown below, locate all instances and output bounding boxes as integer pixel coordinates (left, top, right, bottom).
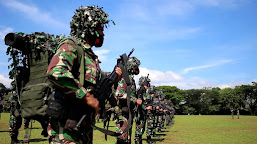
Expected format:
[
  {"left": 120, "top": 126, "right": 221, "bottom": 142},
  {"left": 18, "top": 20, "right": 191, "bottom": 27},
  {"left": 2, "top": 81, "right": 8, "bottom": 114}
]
[{"left": 0, "top": 5, "right": 175, "bottom": 144}]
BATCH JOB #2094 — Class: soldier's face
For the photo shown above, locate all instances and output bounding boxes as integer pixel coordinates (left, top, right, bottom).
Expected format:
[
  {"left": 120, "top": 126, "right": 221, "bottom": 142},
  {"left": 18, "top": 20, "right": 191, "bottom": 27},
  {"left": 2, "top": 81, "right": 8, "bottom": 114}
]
[{"left": 95, "top": 26, "right": 104, "bottom": 47}]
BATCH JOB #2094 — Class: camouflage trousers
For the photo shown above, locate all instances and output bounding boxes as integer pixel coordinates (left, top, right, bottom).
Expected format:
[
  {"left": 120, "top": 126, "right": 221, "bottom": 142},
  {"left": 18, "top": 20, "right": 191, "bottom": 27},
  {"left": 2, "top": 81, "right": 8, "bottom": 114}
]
[
  {"left": 116, "top": 115, "right": 133, "bottom": 144},
  {"left": 48, "top": 114, "right": 94, "bottom": 144},
  {"left": 9, "top": 111, "right": 22, "bottom": 137},
  {"left": 161, "top": 115, "right": 165, "bottom": 128},
  {"left": 146, "top": 110, "right": 155, "bottom": 137},
  {"left": 157, "top": 115, "right": 162, "bottom": 129},
  {"left": 135, "top": 109, "right": 146, "bottom": 136}
]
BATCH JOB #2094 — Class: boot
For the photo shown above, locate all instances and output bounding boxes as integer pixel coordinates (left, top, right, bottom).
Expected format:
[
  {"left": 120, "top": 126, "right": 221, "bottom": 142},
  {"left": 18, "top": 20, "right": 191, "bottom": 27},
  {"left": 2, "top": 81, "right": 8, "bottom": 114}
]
[
  {"left": 161, "top": 127, "right": 166, "bottom": 129},
  {"left": 147, "top": 136, "right": 155, "bottom": 144},
  {"left": 41, "top": 128, "right": 48, "bottom": 137},
  {"left": 135, "top": 135, "right": 142, "bottom": 144},
  {"left": 11, "top": 134, "right": 21, "bottom": 144},
  {"left": 152, "top": 132, "right": 159, "bottom": 137},
  {"left": 157, "top": 128, "right": 163, "bottom": 133}
]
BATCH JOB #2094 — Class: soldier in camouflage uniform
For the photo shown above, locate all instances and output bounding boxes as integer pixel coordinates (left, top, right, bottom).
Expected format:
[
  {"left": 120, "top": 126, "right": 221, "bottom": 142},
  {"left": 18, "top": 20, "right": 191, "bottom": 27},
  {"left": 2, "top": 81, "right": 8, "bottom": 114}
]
[
  {"left": 8, "top": 82, "right": 22, "bottom": 144},
  {"left": 134, "top": 76, "right": 151, "bottom": 144},
  {"left": 115, "top": 57, "right": 141, "bottom": 144},
  {"left": 144, "top": 85, "right": 157, "bottom": 144},
  {"left": 47, "top": 6, "right": 122, "bottom": 144}
]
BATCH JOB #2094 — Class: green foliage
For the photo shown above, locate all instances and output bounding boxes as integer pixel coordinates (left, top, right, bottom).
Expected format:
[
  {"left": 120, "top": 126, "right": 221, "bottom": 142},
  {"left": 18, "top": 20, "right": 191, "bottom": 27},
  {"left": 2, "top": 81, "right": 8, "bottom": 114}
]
[{"left": 157, "top": 83, "right": 257, "bottom": 115}]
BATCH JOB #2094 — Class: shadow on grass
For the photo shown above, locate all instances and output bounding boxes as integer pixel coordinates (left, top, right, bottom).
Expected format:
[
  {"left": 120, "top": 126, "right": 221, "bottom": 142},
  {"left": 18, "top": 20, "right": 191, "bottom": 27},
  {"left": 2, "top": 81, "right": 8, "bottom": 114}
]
[
  {"left": 142, "top": 138, "right": 165, "bottom": 142},
  {"left": 156, "top": 133, "right": 166, "bottom": 136},
  {"left": 159, "top": 130, "right": 169, "bottom": 132},
  {"left": 0, "top": 130, "right": 9, "bottom": 133},
  {"left": 28, "top": 138, "right": 48, "bottom": 143}
]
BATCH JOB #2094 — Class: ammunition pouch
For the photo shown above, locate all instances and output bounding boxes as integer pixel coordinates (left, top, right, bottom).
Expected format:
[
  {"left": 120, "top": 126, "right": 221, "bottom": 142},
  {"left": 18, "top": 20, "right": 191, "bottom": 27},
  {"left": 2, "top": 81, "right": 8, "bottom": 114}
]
[{"left": 46, "top": 89, "right": 67, "bottom": 120}]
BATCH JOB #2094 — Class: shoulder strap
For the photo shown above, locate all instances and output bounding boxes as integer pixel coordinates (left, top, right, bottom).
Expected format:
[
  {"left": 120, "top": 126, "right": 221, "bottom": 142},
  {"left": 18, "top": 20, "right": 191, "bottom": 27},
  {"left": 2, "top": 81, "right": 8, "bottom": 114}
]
[{"left": 57, "top": 37, "right": 85, "bottom": 86}]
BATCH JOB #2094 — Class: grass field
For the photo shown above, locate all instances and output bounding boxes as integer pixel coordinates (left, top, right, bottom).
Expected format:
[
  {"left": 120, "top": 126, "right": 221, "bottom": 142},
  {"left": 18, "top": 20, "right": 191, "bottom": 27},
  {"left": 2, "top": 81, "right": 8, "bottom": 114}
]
[{"left": 0, "top": 113, "right": 257, "bottom": 144}]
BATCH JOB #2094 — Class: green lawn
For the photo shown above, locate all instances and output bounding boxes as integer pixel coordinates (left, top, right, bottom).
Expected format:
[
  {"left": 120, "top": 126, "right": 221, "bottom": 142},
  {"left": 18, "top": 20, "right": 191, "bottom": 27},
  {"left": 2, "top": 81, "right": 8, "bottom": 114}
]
[{"left": 0, "top": 113, "right": 256, "bottom": 144}]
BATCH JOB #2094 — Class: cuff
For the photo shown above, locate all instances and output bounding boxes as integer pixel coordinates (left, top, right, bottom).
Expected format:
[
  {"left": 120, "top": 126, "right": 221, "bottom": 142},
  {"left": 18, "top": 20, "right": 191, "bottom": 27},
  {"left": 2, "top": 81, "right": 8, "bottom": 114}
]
[{"left": 76, "top": 87, "right": 88, "bottom": 99}]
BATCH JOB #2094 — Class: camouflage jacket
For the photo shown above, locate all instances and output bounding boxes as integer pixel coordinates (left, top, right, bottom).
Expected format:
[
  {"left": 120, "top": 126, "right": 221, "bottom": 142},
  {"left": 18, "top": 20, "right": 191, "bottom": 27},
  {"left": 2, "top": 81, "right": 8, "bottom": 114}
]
[
  {"left": 115, "top": 74, "right": 137, "bottom": 104},
  {"left": 47, "top": 38, "right": 102, "bottom": 99}
]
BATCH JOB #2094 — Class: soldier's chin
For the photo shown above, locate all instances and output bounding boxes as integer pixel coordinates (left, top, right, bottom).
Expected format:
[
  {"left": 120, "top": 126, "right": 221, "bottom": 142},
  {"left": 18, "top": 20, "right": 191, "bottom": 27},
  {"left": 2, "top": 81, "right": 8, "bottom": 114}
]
[{"left": 95, "top": 38, "right": 104, "bottom": 48}]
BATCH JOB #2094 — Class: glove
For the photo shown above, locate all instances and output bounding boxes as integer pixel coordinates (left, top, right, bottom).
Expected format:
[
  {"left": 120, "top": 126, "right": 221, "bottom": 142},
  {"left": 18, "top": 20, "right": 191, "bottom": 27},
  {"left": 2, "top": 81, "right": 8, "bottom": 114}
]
[{"left": 64, "top": 119, "right": 78, "bottom": 131}]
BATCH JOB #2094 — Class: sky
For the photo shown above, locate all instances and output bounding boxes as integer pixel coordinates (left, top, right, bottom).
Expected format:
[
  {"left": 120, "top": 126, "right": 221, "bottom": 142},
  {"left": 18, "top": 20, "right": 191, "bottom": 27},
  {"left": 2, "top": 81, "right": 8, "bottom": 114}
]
[{"left": 0, "top": 0, "right": 257, "bottom": 89}]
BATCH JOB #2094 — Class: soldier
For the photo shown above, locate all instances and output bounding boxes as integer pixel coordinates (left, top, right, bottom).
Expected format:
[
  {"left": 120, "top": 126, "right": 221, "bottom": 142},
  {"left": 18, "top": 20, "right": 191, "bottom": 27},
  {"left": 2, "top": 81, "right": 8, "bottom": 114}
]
[
  {"left": 237, "top": 109, "right": 240, "bottom": 119},
  {"left": 144, "top": 85, "right": 157, "bottom": 144},
  {"left": 134, "top": 76, "right": 150, "bottom": 144},
  {"left": 47, "top": 6, "right": 122, "bottom": 144},
  {"left": 231, "top": 109, "right": 234, "bottom": 119},
  {"left": 115, "top": 57, "right": 141, "bottom": 144},
  {"left": 8, "top": 81, "right": 22, "bottom": 144}
]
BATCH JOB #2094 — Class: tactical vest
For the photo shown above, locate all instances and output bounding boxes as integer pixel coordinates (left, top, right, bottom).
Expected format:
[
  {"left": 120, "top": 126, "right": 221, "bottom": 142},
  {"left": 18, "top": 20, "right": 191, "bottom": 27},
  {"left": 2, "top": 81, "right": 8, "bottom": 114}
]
[
  {"left": 20, "top": 48, "right": 52, "bottom": 118},
  {"left": 19, "top": 36, "right": 85, "bottom": 119}
]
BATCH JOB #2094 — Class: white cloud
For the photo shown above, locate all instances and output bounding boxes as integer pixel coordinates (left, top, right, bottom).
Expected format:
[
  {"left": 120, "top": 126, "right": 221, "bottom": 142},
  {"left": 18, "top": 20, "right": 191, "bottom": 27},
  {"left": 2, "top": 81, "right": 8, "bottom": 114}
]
[
  {"left": 182, "top": 59, "right": 233, "bottom": 74},
  {"left": 193, "top": 0, "right": 239, "bottom": 8},
  {"left": 0, "top": 26, "right": 13, "bottom": 51},
  {"left": 157, "top": 0, "right": 194, "bottom": 16},
  {"left": 0, "top": 26, "right": 13, "bottom": 40},
  {"left": 133, "top": 67, "right": 252, "bottom": 90},
  {"left": 0, "top": 74, "right": 12, "bottom": 88},
  {"left": 218, "top": 84, "right": 231, "bottom": 89},
  {"left": 1, "top": 0, "right": 68, "bottom": 28},
  {"left": 94, "top": 49, "right": 110, "bottom": 62}
]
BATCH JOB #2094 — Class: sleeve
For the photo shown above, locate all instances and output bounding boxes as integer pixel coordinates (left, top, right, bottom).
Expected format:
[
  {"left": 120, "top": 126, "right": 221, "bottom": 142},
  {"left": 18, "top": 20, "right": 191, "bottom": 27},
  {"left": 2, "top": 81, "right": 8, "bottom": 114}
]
[
  {"left": 47, "top": 39, "right": 87, "bottom": 99},
  {"left": 130, "top": 77, "right": 137, "bottom": 104}
]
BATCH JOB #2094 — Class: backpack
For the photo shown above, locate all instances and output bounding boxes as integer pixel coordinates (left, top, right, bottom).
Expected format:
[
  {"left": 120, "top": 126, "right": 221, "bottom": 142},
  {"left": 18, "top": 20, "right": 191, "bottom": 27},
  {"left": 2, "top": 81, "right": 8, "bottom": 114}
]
[{"left": 5, "top": 32, "right": 84, "bottom": 119}]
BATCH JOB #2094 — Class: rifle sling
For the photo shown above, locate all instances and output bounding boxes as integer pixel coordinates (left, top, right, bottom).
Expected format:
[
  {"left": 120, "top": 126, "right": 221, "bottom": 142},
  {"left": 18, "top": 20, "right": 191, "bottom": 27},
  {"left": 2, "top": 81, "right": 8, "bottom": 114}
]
[{"left": 91, "top": 124, "right": 121, "bottom": 136}]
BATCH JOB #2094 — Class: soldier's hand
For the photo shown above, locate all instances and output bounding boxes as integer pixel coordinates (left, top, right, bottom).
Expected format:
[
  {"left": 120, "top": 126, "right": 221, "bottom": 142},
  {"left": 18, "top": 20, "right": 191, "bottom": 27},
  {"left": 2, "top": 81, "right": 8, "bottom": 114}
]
[
  {"left": 64, "top": 119, "right": 78, "bottom": 131},
  {"left": 136, "top": 99, "right": 142, "bottom": 105},
  {"left": 146, "top": 106, "right": 152, "bottom": 110},
  {"left": 115, "top": 67, "right": 122, "bottom": 81},
  {"left": 156, "top": 106, "right": 160, "bottom": 109},
  {"left": 84, "top": 93, "right": 99, "bottom": 117}
]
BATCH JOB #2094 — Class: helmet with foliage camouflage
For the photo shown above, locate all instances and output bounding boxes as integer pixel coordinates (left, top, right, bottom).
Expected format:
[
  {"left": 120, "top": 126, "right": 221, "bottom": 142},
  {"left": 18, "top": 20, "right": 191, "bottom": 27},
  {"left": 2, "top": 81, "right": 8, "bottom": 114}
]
[
  {"left": 70, "top": 5, "right": 114, "bottom": 39},
  {"left": 127, "top": 56, "right": 140, "bottom": 75},
  {"left": 156, "top": 89, "right": 164, "bottom": 99},
  {"left": 138, "top": 75, "right": 151, "bottom": 87},
  {"left": 148, "top": 85, "right": 156, "bottom": 94}
]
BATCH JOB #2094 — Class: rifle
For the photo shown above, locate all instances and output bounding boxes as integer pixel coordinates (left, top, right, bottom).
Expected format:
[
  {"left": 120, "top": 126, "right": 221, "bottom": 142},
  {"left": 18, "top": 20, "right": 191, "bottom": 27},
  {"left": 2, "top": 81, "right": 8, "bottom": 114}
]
[{"left": 76, "top": 48, "right": 135, "bottom": 137}]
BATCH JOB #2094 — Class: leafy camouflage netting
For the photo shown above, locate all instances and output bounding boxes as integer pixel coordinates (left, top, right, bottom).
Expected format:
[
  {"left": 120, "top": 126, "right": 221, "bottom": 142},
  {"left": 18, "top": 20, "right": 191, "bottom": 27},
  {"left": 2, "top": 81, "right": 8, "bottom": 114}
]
[{"left": 70, "top": 5, "right": 115, "bottom": 39}]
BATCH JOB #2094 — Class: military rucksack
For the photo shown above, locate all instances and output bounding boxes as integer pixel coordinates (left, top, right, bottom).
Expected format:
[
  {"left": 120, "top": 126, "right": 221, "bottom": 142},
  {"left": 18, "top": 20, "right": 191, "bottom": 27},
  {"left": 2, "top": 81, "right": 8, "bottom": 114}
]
[{"left": 5, "top": 32, "right": 84, "bottom": 119}]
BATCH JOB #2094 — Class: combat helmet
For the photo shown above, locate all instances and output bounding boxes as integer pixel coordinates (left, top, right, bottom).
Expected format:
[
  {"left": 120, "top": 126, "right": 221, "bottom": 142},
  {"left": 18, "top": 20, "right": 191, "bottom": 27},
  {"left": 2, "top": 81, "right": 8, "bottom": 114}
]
[
  {"left": 148, "top": 85, "right": 156, "bottom": 94},
  {"left": 156, "top": 89, "right": 164, "bottom": 99},
  {"left": 127, "top": 56, "right": 140, "bottom": 75},
  {"left": 138, "top": 74, "right": 151, "bottom": 87},
  {"left": 70, "top": 5, "right": 114, "bottom": 39}
]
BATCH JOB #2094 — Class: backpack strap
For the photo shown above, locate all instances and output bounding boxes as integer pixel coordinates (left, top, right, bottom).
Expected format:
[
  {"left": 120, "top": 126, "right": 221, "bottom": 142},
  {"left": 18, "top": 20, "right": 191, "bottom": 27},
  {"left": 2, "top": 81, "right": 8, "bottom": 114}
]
[{"left": 57, "top": 37, "right": 85, "bottom": 86}]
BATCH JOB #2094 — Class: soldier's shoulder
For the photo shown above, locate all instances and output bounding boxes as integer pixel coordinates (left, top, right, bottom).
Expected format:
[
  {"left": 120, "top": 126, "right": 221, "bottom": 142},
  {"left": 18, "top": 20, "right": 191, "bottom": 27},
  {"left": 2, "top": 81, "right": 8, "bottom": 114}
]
[{"left": 57, "top": 37, "right": 80, "bottom": 51}]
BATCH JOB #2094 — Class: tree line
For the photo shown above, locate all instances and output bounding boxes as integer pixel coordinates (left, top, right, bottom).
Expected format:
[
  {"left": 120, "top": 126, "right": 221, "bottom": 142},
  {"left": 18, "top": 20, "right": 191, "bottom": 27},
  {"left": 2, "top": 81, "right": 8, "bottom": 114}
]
[{"left": 157, "top": 82, "right": 257, "bottom": 115}]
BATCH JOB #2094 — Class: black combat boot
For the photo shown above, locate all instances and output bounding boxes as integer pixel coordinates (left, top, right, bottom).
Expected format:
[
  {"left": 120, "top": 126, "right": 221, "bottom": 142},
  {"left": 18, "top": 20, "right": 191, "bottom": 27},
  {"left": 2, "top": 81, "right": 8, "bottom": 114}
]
[
  {"left": 11, "top": 134, "right": 21, "bottom": 144},
  {"left": 135, "top": 135, "right": 142, "bottom": 144},
  {"left": 41, "top": 128, "right": 48, "bottom": 137},
  {"left": 157, "top": 128, "right": 163, "bottom": 133},
  {"left": 147, "top": 136, "right": 155, "bottom": 144},
  {"left": 152, "top": 132, "right": 159, "bottom": 137}
]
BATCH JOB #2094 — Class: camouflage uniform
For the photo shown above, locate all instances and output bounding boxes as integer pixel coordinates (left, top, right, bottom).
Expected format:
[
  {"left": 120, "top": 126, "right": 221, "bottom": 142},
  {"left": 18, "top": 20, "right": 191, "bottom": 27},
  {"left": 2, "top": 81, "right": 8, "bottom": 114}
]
[
  {"left": 144, "top": 91, "right": 156, "bottom": 144},
  {"left": 115, "top": 75, "right": 137, "bottom": 144},
  {"left": 47, "top": 37, "right": 102, "bottom": 144},
  {"left": 47, "top": 6, "right": 112, "bottom": 144},
  {"left": 8, "top": 91, "right": 22, "bottom": 143}
]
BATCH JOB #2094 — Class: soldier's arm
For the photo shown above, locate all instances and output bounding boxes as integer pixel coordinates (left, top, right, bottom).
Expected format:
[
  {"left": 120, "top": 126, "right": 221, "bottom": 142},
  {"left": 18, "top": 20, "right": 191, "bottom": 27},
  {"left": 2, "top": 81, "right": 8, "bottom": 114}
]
[{"left": 47, "top": 40, "right": 87, "bottom": 99}]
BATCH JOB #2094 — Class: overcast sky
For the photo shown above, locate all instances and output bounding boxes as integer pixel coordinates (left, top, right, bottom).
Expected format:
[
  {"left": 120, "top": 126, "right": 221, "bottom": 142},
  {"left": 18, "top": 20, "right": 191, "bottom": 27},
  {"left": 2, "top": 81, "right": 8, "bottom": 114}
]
[{"left": 0, "top": 0, "right": 256, "bottom": 89}]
